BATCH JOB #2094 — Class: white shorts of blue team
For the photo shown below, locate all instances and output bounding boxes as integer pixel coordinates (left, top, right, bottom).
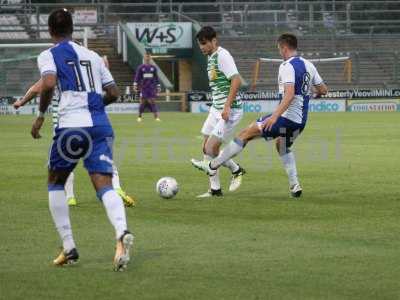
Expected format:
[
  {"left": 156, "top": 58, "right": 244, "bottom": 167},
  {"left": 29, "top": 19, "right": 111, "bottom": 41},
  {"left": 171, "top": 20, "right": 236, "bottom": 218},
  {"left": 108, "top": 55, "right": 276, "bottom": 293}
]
[{"left": 201, "top": 106, "right": 243, "bottom": 142}]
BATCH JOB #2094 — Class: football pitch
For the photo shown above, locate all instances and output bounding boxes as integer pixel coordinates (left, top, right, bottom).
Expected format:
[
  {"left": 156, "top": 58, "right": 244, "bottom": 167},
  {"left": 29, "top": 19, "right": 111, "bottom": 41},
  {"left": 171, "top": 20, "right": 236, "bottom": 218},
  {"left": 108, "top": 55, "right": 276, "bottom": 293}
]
[{"left": 0, "top": 112, "right": 399, "bottom": 300}]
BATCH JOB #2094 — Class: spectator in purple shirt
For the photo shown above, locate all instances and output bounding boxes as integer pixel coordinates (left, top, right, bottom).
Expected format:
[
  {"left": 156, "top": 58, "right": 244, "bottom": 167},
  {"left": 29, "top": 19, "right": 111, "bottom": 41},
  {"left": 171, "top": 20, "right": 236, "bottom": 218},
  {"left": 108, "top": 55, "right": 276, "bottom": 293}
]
[{"left": 133, "top": 52, "right": 161, "bottom": 122}]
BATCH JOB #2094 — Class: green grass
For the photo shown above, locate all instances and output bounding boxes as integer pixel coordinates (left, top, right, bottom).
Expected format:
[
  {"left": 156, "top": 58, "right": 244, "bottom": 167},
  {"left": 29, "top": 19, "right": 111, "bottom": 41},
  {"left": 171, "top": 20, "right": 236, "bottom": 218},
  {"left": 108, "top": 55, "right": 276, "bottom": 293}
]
[{"left": 0, "top": 112, "right": 399, "bottom": 300}]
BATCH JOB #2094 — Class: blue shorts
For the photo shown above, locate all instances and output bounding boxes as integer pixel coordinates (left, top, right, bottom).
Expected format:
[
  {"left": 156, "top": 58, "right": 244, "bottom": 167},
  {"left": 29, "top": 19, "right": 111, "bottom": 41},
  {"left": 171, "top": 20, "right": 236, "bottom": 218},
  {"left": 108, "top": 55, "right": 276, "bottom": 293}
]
[
  {"left": 48, "top": 126, "right": 114, "bottom": 174},
  {"left": 256, "top": 114, "right": 305, "bottom": 148}
]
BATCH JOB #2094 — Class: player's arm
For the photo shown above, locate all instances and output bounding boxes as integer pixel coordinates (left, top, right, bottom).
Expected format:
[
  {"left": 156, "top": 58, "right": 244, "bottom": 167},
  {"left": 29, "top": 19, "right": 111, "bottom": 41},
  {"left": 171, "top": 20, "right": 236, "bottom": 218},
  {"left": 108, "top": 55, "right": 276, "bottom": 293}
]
[
  {"left": 103, "top": 84, "right": 120, "bottom": 106},
  {"left": 31, "top": 51, "right": 57, "bottom": 139},
  {"left": 31, "top": 74, "right": 55, "bottom": 139},
  {"left": 312, "top": 84, "right": 328, "bottom": 99},
  {"left": 263, "top": 64, "right": 295, "bottom": 131},
  {"left": 102, "top": 55, "right": 110, "bottom": 69},
  {"left": 133, "top": 66, "right": 142, "bottom": 93},
  {"left": 100, "top": 55, "right": 120, "bottom": 105},
  {"left": 39, "top": 74, "right": 56, "bottom": 112},
  {"left": 219, "top": 50, "right": 241, "bottom": 121},
  {"left": 225, "top": 74, "right": 241, "bottom": 108},
  {"left": 312, "top": 69, "right": 328, "bottom": 97},
  {"left": 14, "top": 79, "right": 43, "bottom": 109},
  {"left": 154, "top": 67, "right": 161, "bottom": 94},
  {"left": 270, "top": 83, "right": 295, "bottom": 119}
]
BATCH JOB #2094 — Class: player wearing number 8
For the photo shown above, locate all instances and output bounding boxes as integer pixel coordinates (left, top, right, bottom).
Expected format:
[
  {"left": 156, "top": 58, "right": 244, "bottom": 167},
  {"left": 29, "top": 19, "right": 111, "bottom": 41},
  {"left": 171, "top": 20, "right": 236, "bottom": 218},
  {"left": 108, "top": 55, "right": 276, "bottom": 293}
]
[{"left": 191, "top": 33, "right": 328, "bottom": 198}]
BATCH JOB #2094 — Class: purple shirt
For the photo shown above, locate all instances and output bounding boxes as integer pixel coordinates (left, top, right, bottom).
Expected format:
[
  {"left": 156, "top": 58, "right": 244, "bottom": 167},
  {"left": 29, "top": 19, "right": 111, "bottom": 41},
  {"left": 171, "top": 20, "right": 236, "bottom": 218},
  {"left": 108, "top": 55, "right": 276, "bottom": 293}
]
[{"left": 134, "top": 63, "right": 160, "bottom": 99}]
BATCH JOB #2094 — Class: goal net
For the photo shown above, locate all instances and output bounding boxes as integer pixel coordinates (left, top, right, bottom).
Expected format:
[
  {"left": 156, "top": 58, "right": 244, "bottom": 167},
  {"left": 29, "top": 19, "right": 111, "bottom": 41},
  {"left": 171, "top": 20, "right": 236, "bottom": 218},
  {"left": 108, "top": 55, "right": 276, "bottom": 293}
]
[
  {"left": 0, "top": 27, "right": 89, "bottom": 98},
  {"left": 0, "top": 43, "right": 52, "bottom": 98},
  {"left": 250, "top": 56, "right": 352, "bottom": 91}
]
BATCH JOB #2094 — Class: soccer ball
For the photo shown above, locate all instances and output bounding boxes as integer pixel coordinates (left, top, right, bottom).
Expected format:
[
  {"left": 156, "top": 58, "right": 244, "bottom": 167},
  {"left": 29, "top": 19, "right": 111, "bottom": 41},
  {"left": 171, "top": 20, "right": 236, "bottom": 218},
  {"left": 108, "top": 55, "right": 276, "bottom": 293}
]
[{"left": 156, "top": 177, "right": 179, "bottom": 199}]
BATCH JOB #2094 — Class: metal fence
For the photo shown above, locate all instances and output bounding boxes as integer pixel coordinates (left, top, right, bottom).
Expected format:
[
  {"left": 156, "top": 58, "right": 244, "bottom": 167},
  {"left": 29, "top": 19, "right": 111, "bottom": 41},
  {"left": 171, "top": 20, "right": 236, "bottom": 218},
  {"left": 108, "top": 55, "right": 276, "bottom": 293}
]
[
  {"left": 1, "top": 1, "right": 400, "bottom": 38},
  {"left": 1, "top": 1, "right": 400, "bottom": 92}
]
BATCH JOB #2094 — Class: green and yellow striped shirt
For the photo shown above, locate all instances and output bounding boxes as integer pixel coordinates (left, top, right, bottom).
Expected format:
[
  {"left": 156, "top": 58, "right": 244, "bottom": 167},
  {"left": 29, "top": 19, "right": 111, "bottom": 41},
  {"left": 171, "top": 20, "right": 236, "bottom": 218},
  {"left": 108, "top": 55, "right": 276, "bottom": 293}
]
[{"left": 207, "top": 47, "right": 242, "bottom": 110}]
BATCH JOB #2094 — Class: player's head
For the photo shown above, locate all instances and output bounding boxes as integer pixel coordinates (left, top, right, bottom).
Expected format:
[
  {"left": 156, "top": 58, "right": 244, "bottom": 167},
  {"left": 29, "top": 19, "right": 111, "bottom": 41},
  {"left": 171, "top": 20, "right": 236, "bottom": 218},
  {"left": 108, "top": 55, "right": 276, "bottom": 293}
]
[
  {"left": 196, "top": 26, "right": 217, "bottom": 55},
  {"left": 144, "top": 50, "right": 151, "bottom": 64},
  {"left": 277, "top": 33, "right": 297, "bottom": 59},
  {"left": 48, "top": 8, "right": 73, "bottom": 39}
]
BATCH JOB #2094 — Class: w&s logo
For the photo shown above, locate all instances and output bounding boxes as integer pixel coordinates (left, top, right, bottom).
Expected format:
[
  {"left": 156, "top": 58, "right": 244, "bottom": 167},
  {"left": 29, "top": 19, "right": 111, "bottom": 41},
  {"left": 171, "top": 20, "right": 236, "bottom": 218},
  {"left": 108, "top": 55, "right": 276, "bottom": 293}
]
[{"left": 135, "top": 23, "right": 184, "bottom": 47}]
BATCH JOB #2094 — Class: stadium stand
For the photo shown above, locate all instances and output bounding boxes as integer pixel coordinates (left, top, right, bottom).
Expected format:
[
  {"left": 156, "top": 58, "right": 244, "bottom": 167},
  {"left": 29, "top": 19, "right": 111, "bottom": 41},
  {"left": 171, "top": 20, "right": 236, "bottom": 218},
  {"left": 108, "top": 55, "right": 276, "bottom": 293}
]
[
  {"left": 88, "top": 39, "right": 134, "bottom": 95},
  {"left": 0, "top": 1, "right": 400, "bottom": 96},
  {"left": 0, "top": 37, "right": 132, "bottom": 97},
  {"left": 0, "top": 15, "right": 29, "bottom": 39},
  {"left": 219, "top": 35, "right": 400, "bottom": 90},
  {"left": 28, "top": 14, "right": 97, "bottom": 39}
]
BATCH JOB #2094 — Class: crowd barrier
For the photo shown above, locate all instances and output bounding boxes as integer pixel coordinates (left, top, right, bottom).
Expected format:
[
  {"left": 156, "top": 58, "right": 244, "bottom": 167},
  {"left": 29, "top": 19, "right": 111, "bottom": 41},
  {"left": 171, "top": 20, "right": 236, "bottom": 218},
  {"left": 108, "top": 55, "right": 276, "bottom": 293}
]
[{"left": 1, "top": 89, "right": 399, "bottom": 115}]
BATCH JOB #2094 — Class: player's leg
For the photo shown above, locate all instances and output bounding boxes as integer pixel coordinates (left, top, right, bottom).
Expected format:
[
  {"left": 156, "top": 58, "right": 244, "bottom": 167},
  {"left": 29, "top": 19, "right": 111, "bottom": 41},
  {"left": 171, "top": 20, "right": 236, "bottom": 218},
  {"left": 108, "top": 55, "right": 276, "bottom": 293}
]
[
  {"left": 90, "top": 173, "right": 129, "bottom": 241},
  {"left": 212, "top": 122, "right": 261, "bottom": 169},
  {"left": 201, "top": 113, "right": 247, "bottom": 194},
  {"left": 148, "top": 98, "right": 160, "bottom": 121},
  {"left": 47, "top": 131, "right": 81, "bottom": 266},
  {"left": 84, "top": 126, "right": 133, "bottom": 271},
  {"left": 112, "top": 163, "right": 136, "bottom": 207},
  {"left": 243, "top": 114, "right": 304, "bottom": 197},
  {"left": 65, "top": 172, "right": 77, "bottom": 206},
  {"left": 204, "top": 120, "right": 246, "bottom": 193},
  {"left": 219, "top": 109, "right": 246, "bottom": 192},
  {"left": 48, "top": 169, "right": 79, "bottom": 266},
  {"left": 218, "top": 108, "right": 244, "bottom": 171},
  {"left": 191, "top": 108, "right": 246, "bottom": 190},
  {"left": 275, "top": 127, "right": 303, "bottom": 198},
  {"left": 90, "top": 173, "right": 134, "bottom": 271},
  {"left": 221, "top": 157, "right": 240, "bottom": 174},
  {"left": 192, "top": 119, "right": 261, "bottom": 173},
  {"left": 137, "top": 97, "right": 145, "bottom": 122},
  {"left": 198, "top": 135, "right": 223, "bottom": 197},
  {"left": 194, "top": 108, "right": 222, "bottom": 197}
]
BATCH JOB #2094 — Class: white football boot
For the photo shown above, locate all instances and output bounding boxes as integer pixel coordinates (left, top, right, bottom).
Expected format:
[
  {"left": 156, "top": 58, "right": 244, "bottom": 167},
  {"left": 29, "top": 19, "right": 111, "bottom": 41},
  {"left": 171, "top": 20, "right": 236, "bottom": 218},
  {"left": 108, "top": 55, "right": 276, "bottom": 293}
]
[
  {"left": 196, "top": 189, "right": 223, "bottom": 198},
  {"left": 190, "top": 158, "right": 217, "bottom": 176},
  {"left": 228, "top": 166, "right": 246, "bottom": 192},
  {"left": 114, "top": 231, "right": 134, "bottom": 272},
  {"left": 290, "top": 183, "right": 302, "bottom": 198}
]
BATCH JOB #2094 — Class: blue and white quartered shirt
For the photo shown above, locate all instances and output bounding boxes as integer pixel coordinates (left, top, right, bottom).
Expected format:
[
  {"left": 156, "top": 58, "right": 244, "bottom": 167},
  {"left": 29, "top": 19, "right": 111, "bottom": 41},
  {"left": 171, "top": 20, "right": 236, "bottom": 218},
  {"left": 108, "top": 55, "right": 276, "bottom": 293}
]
[
  {"left": 37, "top": 40, "right": 115, "bottom": 129},
  {"left": 278, "top": 56, "right": 324, "bottom": 125}
]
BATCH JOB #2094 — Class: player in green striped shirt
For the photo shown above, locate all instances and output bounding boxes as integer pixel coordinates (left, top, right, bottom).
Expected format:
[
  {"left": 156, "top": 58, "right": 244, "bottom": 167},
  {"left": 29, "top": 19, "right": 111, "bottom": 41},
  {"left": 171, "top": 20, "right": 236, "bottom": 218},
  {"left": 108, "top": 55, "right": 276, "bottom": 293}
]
[{"left": 191, "top": 26, "right": 246, "bottom": 198}]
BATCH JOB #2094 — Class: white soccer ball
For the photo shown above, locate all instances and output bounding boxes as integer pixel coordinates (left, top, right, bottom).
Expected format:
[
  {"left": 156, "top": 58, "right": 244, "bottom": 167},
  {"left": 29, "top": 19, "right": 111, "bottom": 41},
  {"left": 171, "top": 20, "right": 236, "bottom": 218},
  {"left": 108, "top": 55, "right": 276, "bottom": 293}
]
[{"left": 156, "top": 177, "right": 179, "bottom": 199}]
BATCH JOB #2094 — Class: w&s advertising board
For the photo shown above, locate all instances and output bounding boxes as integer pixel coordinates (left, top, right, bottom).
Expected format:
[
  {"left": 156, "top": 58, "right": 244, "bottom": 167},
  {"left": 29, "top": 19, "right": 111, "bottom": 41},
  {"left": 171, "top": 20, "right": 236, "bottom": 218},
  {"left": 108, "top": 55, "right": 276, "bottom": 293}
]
[{"left": 127, "top": 22, "right": 192, "bottom": 56}]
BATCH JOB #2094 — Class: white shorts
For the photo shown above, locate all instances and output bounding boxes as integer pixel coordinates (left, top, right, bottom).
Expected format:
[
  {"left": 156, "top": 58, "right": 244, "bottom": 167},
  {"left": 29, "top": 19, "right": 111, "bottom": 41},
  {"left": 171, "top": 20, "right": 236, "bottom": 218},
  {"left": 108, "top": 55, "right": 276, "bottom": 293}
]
[{"left": 201, "top": 106, "right": 243, "bottom": 141}]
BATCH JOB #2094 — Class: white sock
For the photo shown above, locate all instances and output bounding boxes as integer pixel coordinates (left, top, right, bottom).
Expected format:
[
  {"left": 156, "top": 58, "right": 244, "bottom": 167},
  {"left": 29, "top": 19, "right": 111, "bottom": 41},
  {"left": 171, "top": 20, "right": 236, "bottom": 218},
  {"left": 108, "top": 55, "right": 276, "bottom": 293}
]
[
  {"left": 211, "top": 138, "right": 245, "bottom": 169},
  {"left": 48, "top": 185, "right": 76, "bottom": 252},
  {"left": 222, "top": 159, "right": 240, "bottom": 173},
  {"left": 280, "top": 152, "right": 299, "bottom": 186},
  {"left": 100, "top": 187, "right": 128, "bottom": 240},
  {"left": 204, "top": 154, "right": 221, "bottom": 190},
  {"left": 64, "top": 172, "right": 75, "bottom": 199},
  {"left": 209, "top": 170, "right": 221, "bottom": 190},
  {"left": 111, "top": 164, "right": 121, "bottom": 190}
]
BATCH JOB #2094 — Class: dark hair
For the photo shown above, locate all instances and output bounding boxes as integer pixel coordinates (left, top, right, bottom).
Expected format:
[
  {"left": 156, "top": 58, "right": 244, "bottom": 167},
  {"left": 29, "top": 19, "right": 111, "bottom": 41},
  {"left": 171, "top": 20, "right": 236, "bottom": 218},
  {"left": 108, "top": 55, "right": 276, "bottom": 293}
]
[
  {"left": 277, "top": 33, "right": 297, "bottom": 50},
  {"left": 196, "top": 26, "right": 217, "bottom": 42},
  {"left": 48, "top": 8, "right": 73, "bottom": 37}
]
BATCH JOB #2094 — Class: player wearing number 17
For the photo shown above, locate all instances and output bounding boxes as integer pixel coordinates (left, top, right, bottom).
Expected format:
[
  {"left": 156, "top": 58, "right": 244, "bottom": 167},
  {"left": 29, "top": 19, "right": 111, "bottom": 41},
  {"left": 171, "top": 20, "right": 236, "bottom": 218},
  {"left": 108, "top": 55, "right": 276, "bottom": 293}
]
[
  {"left": 31, "top": 9, "right": 134, "bottom": 271},
  {"left": 191, "top": 33, "right": 328, "bottom": 197}
]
